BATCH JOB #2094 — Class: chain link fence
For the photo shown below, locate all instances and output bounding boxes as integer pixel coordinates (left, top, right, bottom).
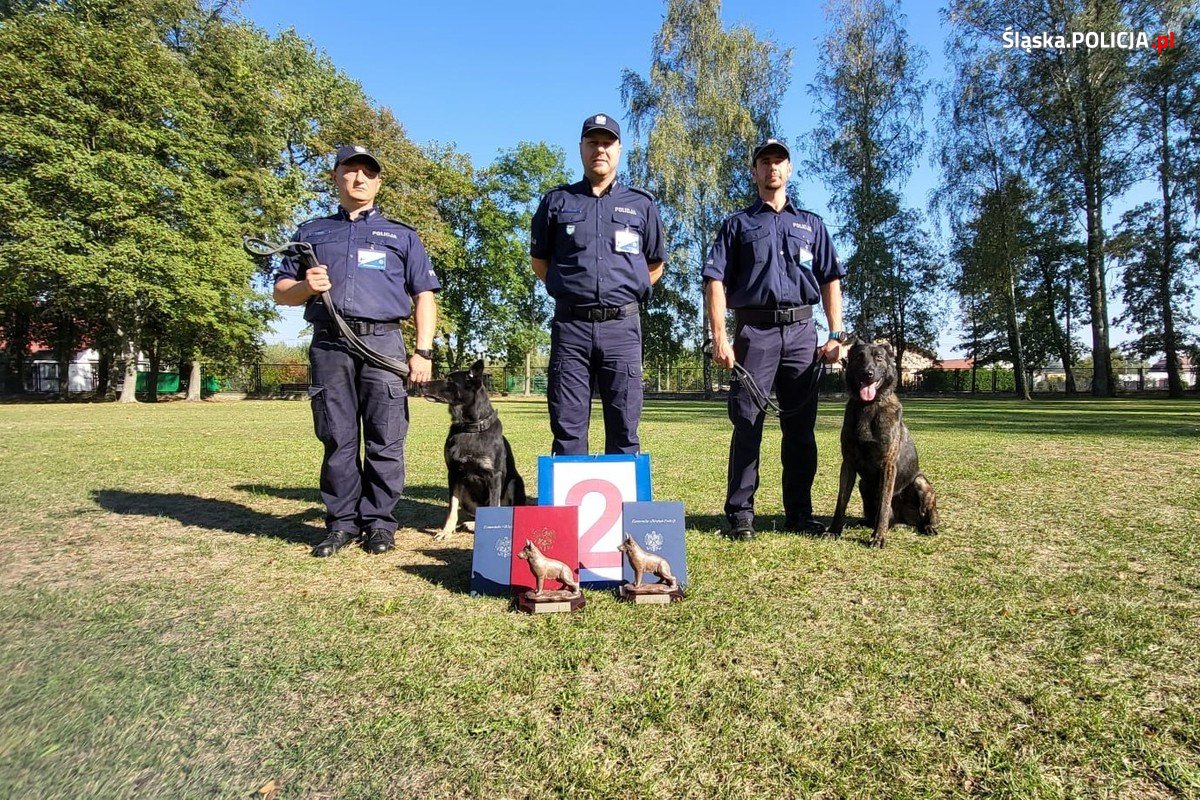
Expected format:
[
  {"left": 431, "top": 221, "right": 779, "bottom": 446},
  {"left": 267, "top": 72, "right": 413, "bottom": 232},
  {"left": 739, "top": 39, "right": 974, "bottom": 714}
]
[{"left": 9, "top": 359, "right": 1198, "bottom": 397}]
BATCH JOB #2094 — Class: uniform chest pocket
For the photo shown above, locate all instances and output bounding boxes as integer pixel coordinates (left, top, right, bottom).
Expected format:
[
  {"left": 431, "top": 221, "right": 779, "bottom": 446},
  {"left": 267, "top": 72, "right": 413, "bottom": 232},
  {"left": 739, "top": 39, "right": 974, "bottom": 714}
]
[
  {"left": 611, "top": 211, "right": 644, "bottom": 255},
  {"left": 739, "top": 224, "right": 771, "bottom": 262},
  {"left": 555, "top": 209, "right": 589, "bottom": 251},
  {"left": 786, "top": 229, "right": 815, "bottom": 270}
]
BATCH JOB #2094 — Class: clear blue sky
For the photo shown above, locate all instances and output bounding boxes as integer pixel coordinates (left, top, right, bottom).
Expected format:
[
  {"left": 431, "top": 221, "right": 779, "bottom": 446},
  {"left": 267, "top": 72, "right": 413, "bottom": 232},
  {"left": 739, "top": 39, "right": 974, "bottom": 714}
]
[{"left": 242, "top": 0, "right": 1132, "bottom": 359}]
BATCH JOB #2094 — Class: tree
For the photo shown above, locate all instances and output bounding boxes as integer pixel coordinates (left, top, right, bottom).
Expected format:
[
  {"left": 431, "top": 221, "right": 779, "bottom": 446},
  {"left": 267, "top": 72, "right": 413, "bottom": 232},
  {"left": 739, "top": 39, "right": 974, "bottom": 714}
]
[
  {"left": 1023, "top": 197, "right": 1088, "bottom": 391},
  {"left": 477, "top": 143, "right": 569, "bottom": 386},
  {"left": 432, "top": 142, "right": 568, "bottom": 379},
  {"left": 947, "top": 0, "right": 1142, "bottom": 396},
  {"left": 0, "top": 0, "right": 313, "bottom": 401},
  {"left": 621, "top": 0, "right": 791, "bottom": 388},
  {"left": 937, "top": 41, "right": 1034, "bottom": 398},
  {"left": 1111, "top": 1, "right": 1200, "bottom": 397},
  {"left": 809, "top": 0, "right": 936, "bottom": 371}
]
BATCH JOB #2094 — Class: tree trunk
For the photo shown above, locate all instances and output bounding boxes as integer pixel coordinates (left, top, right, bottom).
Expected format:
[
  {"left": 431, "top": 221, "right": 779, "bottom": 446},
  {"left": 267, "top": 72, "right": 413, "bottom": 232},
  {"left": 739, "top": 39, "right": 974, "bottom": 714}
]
[
  {"left": 186, "top": 360, "right": 202, "bottom": 401},
  {"left": 999, "top": 204, "right": 1030, "bottom": 400},
  {"left": 3, "top": 309, "right": 30, "bottom": 394},
  {"left": 1084, "top": 134, "right": 1113, "bottom": 396},
  {"left": 96, "top": 346, "right": 111, "bottom": 399},
  {"left": 523, "top": 352, "right": 531, "bottom": 397},
  {"left": 1157, "top": 82, "right": 1184, "bottom": 399},
  {"left": 118, "top": 333, "right": 139, "bottom": 404}
]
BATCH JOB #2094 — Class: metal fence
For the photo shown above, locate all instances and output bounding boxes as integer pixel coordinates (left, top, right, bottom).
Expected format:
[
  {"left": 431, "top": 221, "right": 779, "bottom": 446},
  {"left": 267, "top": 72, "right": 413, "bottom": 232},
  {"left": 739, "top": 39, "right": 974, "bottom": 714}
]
[{"left": 10, "top": 360, "right": 1199, "bottom": 397}]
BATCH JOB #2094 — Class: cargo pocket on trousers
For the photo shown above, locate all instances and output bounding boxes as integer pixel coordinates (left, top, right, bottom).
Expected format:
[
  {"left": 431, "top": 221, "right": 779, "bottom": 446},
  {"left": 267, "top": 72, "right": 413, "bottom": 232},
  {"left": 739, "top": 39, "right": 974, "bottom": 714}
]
[
  {"left": 308, "top": 385, "right": 332, "bottom": 444},
  {"left": 387, "top": 382, "right": 409, "bottom": 441}
]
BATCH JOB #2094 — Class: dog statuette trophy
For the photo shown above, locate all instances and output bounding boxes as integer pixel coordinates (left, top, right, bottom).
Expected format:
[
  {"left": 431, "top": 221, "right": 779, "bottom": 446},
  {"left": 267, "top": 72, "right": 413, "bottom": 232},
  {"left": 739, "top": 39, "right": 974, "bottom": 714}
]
[
  {"left": 516, "top": 540, "right": 584, "bottom": 613},
  {"left": 617, "top": 533, "right": 683, "bottom": 604}
]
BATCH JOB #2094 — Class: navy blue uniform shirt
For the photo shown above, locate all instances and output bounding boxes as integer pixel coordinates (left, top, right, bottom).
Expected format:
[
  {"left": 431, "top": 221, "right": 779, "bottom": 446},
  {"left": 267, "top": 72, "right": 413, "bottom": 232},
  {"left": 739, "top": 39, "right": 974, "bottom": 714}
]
[
  {"left": 530, "top": 180, "right": 665, "bottom": 307},
  {"left": 702, "top": 198, "right": 843, "bottom": 308},
  {"left": 275, "top": 206, "right": 440, "bottom": 322}
]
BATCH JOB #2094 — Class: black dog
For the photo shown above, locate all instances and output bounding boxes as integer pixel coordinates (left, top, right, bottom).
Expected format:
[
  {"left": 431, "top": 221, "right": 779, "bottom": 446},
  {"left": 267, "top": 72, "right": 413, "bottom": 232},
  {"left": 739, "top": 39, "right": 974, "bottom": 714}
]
[
  {"left": 828, "top": 337, "right": 938, "bottom": 548},
  {"left": 425, "top": 360, "right": 526, "bottom": 540}
]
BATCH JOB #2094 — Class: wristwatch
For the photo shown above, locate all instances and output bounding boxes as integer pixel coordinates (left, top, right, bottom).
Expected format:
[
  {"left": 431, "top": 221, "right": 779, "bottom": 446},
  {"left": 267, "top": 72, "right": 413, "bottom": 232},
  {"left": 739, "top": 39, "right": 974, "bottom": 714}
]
[
  {"left": 413, "top": 348, "right": 433, "bottom": 360},
  {"left": 828, "top": 331, "right": 847, "bottom": 342}
]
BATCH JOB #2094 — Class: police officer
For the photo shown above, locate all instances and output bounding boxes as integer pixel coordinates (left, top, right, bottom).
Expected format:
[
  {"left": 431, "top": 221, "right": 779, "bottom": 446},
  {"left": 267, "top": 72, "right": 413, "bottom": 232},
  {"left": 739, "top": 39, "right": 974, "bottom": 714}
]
[
  {"left": 530, "top": 114, "right": 666, "bottom": 455},
  {"left": 274, "top": 145, "right": 440, "bottom": 557},
  {"left": 703, "top": 138, "right": 847, "bottom": 541}
]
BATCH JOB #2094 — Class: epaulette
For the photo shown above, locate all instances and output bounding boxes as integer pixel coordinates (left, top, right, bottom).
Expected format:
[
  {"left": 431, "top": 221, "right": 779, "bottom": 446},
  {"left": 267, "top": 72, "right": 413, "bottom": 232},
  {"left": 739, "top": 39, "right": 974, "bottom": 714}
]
[
  {"left": 296, "top": 215, "right": 326, "bottom": 228},
  {"left": 626, "top": 185, "right": 656, "bottom": 202},
  {"left": 385, "top": 217, "right": 417, "bottom": 231}
]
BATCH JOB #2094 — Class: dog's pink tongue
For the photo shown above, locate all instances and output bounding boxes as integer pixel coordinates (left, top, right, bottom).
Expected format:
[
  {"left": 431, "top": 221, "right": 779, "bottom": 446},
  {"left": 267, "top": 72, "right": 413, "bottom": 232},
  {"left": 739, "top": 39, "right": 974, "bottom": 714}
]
[{"left": 859, "top": 383, "right": 878, "bottom": 402}]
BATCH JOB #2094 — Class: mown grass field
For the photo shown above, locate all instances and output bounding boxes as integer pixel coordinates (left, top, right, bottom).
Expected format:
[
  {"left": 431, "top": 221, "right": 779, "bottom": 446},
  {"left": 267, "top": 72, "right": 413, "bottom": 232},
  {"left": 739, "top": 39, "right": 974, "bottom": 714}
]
[{"left": 0, "top": 395, "right": 1197, "bottom": 799}]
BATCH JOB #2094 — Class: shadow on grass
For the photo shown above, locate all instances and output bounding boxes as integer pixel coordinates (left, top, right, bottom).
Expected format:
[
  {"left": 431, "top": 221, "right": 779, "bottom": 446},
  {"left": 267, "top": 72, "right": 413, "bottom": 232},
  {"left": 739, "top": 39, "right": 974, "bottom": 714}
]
[
  {"left": 234, "top": 482, "right": 447, "bottom": 507},
  {"left": 93, "top": 489, "right": 322, "bottom": 545},
  {"left": 688, "top": 512, "right": 857, "bottom": 540},
  {"left": 93, "top": 484, "right": 446, "bottom": 544},
  {"left": 398, "top": 547, "right": 472, "bottom": 594}
]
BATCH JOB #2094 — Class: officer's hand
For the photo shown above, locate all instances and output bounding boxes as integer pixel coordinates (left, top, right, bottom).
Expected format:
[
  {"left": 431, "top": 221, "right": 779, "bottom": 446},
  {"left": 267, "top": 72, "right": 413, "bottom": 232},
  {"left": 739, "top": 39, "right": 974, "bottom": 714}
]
[
  {"left": 408, "top": 352, "right": 431, "bottom": 385},
  {"left": 711, "top": 337, "right": 736, "bottom": 369},
  {"left": 820, "top": 339, "right": 843, "bottom": 364},
  {"left": 305, "top": 265, "right": 332, "bottom": 295}
]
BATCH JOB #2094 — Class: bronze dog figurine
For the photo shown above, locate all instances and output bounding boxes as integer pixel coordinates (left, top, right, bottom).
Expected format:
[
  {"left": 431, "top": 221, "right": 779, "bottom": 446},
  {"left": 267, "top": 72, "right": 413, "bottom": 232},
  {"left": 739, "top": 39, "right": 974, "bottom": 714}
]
[
  {"left": 617, "top": 534, "right": 678, "bottom": 588},
  {"left": 517, "top": 540, "right": 580, "bottom": 597},
  {"left": 829, "top": 337, "right": 939, "bottom": 548}
]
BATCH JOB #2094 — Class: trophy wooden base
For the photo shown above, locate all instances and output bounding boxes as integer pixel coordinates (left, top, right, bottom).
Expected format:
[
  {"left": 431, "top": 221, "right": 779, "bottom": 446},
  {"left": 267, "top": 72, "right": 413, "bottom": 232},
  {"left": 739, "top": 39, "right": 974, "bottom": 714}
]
[
  {"left": 618, "top": 584, "right": 684, "bottom": 604},
  {"left": 516, "top": 592, "right": 586, "bottom": 614}
]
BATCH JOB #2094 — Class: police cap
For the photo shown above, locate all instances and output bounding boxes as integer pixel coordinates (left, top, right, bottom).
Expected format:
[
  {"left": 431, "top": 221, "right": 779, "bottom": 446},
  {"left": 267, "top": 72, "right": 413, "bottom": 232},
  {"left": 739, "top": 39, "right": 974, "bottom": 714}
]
[
  {"left": 752, "top": 138, "right": 790, "bottom": 164},
  {"left": 333, "top": 144, "right": 382, "bottom": 173},
  {"left": 581, "top": 113, "right": 621, "bottom": 141}
]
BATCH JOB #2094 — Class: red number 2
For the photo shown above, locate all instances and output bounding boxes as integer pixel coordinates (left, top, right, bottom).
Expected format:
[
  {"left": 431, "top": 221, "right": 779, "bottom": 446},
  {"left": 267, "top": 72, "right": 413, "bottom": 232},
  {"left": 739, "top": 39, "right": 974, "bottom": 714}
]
[{"left": 565, "top": 478, "right": 623, "bottom": 569}]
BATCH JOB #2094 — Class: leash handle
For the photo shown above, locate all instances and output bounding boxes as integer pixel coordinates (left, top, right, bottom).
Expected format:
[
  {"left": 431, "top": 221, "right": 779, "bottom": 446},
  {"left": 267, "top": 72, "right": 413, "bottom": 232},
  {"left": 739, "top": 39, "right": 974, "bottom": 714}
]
[{"left": 244, "top": 235, "right": 411, "bottom": 378}]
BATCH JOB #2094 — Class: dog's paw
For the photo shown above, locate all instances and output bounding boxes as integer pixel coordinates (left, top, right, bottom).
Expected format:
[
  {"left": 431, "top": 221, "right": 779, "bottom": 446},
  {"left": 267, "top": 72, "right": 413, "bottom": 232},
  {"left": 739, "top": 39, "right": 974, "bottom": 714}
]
[
  {"left": 432, "top": 530, "right": 453, "bottom": 542},
  {"left": 868, "top": 535, "right": 886, "bottom": 549},
  {"left": 461, "top": 520, "right": 476, "bottom": 533},
  {"left": 918, "top": 525, "right": 938, "bottom": 536}
]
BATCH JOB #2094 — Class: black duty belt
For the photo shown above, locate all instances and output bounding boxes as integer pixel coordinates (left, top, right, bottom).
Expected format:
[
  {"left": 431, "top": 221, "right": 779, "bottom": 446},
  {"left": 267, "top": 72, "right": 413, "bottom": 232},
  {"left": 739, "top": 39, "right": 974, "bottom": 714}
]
[
  {"left": 734, "top": 305, "right": 813, "bottom": 325},
  {"left": 556, "top": 302, "right": 640, "bottom": 322},
  {"left": 318, "top": 319, "right": 402, "bottom": 336}
]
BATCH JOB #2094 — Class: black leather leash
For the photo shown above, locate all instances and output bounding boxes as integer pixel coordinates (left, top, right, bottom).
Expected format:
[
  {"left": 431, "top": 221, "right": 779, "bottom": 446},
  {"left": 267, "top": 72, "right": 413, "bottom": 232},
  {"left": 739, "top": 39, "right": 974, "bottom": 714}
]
[
  {"left": 704, "top": 339, "right": 824, "bottom": 420},
  {"left": 244, "top": 236, "right": 410, "bottom": 378}
]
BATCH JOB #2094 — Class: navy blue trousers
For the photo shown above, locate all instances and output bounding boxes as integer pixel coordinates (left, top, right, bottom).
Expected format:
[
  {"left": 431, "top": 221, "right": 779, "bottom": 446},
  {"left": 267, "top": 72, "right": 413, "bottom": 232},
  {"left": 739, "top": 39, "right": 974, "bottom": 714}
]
[
  {"left": 547, "top": 314, "right": 643, "bottom": 455},
  {"left": 725, "top": 319, "right": 821, "bottom": 524},
  {"left": 308, "top": 327, "right": 408, "bottom": 534}
]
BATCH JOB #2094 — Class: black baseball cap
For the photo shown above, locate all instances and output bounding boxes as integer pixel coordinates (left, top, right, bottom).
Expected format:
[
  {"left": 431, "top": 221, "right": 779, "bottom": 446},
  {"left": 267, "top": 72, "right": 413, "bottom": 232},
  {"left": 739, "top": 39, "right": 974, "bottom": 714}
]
[
  {"left": 752, "top": 138, "right": 790, "bottom": 163},
  {"left": 333, "top": 144, "right": 382, "bottom": 172},
  {"left": 581, "top": 113, "right": 621, "bottom": 140}
]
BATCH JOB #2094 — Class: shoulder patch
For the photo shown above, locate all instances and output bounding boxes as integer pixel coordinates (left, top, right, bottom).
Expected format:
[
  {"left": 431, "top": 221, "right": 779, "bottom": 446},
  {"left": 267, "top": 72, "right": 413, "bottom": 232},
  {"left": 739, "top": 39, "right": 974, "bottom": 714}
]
[{"left": 626, "top": 185, "right": 656, "bottom": 202}]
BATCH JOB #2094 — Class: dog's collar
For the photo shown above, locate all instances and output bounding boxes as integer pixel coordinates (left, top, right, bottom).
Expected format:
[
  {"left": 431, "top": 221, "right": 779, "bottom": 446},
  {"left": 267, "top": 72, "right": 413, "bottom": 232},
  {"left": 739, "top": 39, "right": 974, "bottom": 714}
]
[{"left": 451, "top": 409, "right": 497, "bottom": 433}]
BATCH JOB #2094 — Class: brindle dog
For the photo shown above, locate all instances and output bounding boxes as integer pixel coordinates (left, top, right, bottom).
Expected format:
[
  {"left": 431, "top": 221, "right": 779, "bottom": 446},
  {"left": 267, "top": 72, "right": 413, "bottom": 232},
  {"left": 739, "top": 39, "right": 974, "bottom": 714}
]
[{"left": 828, "top": 337, "right": 938, "bottom": 548}]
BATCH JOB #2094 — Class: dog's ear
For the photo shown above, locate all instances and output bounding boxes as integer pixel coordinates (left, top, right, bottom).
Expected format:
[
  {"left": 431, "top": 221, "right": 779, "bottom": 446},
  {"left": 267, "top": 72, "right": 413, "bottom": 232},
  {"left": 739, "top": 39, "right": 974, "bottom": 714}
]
[
  {"left": 881, "top": 340, "right": 896, "bottom": 359},
  {"left": 470, "top": 359, "right": 486, "bottom": 380}
]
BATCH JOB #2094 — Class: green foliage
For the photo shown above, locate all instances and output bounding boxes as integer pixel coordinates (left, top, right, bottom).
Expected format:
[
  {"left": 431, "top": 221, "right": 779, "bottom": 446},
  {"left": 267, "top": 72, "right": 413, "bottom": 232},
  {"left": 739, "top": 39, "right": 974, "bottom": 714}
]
[
  {"left": 921, "top": 366, "right": 1015, "bottom": 392},
  {"left": 809, "top": 0, "right": 937, "bottom": 362},
  {"left": 434, "top": 141, "right": 569, "bottom": 370},
  {"left": 621, "top": 0, "right": 791, "bottom": 363}
]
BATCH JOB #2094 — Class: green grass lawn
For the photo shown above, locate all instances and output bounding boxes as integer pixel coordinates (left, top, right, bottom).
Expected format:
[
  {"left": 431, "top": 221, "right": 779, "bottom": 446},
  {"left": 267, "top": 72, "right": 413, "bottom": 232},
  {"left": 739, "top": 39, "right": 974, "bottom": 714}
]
[{"left": 0, "top": 396, "right": 1197, "bottom": 799}]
